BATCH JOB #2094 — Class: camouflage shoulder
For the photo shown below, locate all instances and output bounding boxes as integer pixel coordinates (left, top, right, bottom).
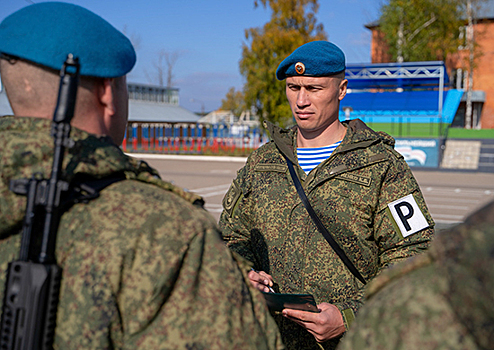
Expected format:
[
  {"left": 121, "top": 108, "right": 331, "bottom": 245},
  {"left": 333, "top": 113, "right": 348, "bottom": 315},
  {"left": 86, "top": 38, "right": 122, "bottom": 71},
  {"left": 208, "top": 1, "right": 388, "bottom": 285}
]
[
  {"left": 249, "top": 139, "right": 277, "bottom": 157},
  {"left": 378, "top": 140, "right": 403, "bottom": 161},
  {"left": 222, "top": 160, "right": 254, "bottom": 218},
  {"left": 222, "top": 146, "right": 271, "bottom": 217},
  {"left": 237, "top": 142, "right": 282, "bottom": 181},
  {"left": 366, "top": 252, "right": 434, "bottom": 299},
  {"left": 126, "top": 157, "right": 204, "bottom": 207},
  {"left": 249, "top": 139, "right": 288, "bottom": 167},
  {"left": 222, "top": 176, "right": 243, "bottom": 218}
]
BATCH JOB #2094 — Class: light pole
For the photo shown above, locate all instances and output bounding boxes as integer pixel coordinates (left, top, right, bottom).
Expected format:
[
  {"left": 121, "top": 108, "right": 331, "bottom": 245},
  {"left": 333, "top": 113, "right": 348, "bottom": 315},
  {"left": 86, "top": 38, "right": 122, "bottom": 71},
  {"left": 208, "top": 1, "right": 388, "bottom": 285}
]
[{"left": 465, "top": 0, "right": 475, "bottom": 129}]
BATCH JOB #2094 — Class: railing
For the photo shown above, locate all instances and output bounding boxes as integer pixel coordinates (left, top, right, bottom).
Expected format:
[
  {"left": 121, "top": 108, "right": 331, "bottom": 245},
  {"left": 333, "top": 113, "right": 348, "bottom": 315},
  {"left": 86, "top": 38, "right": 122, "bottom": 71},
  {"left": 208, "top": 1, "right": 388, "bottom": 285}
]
[
  {"left": 122, "top": 115, "right": 452, "bottom": 156},
  {"left": 122, "top": 136, "right": 264, "bottom": 156},
  {"left": 122, "top": 123, "right": 265, "bottom": 156}
]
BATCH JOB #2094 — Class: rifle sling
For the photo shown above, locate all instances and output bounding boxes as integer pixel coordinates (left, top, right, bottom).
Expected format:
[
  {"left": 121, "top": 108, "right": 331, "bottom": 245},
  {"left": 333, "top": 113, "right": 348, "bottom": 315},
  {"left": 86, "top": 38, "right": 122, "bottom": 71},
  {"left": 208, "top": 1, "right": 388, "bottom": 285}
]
[
  {"left": 64, "top": 172, "right": 127, "bottom": 209},
  {"left": 284, "top": 156, "right": 366, "bottom": 285}
]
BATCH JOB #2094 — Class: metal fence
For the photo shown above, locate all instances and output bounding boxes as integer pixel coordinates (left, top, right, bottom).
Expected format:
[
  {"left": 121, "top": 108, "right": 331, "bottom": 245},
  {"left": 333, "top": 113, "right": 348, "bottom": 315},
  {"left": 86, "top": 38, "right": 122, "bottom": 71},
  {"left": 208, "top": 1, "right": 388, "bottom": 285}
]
[{"left": 122, "top": 122, "right": 266, "bottom": 155}]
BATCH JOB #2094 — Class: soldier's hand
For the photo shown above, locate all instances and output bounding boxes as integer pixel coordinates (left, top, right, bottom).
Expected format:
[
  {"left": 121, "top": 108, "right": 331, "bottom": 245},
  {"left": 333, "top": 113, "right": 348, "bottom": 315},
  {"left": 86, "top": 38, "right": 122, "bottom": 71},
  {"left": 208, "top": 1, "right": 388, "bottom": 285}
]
[
  {"left": 282, "top": 302, "right": 346, "bottom": 343},
  {"left": 247, "top": 269, "right": 274, "bottom": 293}
]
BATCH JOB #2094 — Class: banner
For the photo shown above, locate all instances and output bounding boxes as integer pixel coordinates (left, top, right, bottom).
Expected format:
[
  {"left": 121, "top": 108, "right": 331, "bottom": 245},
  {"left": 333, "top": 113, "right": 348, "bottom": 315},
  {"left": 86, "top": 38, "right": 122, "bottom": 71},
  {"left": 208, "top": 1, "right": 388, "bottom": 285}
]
[{"left": 394, "top": 138, "right": 440, "bottom": 168}]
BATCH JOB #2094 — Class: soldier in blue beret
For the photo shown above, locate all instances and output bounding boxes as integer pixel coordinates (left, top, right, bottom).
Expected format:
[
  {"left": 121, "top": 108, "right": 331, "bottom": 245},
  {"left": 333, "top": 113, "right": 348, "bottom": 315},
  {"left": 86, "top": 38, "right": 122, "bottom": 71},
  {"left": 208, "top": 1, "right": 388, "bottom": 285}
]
[
  {"left": 0, "top": 2, "right": 284, "bottom": 349},
  {"left": 0, "top": 1, "right": 137, "bottom": 145},
  {"left": 220, "top": 40, "right": 434, "bottom": 349}
]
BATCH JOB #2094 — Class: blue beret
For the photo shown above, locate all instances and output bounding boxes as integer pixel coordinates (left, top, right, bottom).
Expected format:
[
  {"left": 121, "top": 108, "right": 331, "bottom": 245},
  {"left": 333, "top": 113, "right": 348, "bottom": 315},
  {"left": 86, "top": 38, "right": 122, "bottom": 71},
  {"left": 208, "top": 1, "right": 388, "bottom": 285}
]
[
  {"left": 276, "top": 41, "right": 345, "bottom": 80},
  {"left": 0, "top": 2, "right": 136, "bottom": 78}
]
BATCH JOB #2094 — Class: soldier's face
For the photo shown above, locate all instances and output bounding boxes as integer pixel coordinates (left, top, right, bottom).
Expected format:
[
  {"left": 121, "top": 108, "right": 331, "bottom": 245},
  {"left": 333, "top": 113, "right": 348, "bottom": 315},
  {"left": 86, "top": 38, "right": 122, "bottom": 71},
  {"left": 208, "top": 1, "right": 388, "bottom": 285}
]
[{"left": 286, "top": 75, "right": 347, "bottom": 134}]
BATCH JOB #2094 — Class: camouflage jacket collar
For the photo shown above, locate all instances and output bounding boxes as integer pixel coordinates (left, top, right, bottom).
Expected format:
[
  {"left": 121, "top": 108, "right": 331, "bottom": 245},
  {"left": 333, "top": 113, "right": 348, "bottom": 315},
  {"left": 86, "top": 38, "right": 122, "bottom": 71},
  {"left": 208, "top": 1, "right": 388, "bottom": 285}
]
[
  {"left": 0, "top": 116, "right": 137, "bottom": 181},
  {"left": 264, "top": 119, "right": 396, "bottom": 162},
  {"left": 0, "top": 116, "right": 142, "bottom": 236},
  {"left": 1, "top": 116, "right": 204, "bottom": 237}
]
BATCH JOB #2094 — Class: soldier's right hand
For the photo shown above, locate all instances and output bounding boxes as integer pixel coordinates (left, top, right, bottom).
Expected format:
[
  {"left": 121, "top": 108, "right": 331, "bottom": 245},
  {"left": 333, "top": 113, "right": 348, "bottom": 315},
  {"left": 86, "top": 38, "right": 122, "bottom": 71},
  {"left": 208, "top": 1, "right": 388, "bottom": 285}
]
[{"left": 248, "top": 269, "right": 275, "bottom": 293}]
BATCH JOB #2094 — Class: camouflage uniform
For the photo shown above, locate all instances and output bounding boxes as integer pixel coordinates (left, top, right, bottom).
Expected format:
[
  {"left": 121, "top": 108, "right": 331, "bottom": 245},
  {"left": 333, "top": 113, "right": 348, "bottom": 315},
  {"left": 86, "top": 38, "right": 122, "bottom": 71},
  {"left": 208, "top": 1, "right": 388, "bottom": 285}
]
[
  {"left": 219, "top": 119, "right": 434, "bottom": 350},
  {"left": 338, "top": 200, "right": 494, "bottom": 350},
  {"left": 0, "top": 116, "right": 284, "bottom": 350}
]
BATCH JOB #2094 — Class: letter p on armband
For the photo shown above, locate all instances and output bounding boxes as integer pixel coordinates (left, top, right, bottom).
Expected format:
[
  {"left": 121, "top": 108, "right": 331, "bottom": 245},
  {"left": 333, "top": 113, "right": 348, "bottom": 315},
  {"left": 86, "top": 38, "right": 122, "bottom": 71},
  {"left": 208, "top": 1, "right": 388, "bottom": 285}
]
[{"left": 387, "top": 194, "right": 429, "bottom": 238}]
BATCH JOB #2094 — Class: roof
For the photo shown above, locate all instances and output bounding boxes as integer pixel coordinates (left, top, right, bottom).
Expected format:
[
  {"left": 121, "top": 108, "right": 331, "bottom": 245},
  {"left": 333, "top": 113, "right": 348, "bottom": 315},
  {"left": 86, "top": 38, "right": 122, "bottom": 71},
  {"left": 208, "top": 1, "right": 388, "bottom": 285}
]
[
  {"left": 346, "top": 61, "right": 449, "bottom": 89},
  {"left": 128, "top": 100, "right": 200, "bottom": 123},
  {"left": 364, "top": 20, "right": 379, "bottom": 29},
  {"left": 197, "top": 110, "right": 235, "bottom": 124},
  {"left": 460, "top": 90, "right": 485, "bottom": 102}
]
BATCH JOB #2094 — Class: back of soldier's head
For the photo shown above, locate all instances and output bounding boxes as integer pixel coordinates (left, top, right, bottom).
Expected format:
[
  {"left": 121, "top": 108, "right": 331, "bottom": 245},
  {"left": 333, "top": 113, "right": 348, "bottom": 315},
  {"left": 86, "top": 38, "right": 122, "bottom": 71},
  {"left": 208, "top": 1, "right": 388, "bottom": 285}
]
[
  {"left": 0, "top": 2, "right": 136, "bottom": 114},
  {"left": 0, "top": 2, "right": 136, "bottom": 78}
]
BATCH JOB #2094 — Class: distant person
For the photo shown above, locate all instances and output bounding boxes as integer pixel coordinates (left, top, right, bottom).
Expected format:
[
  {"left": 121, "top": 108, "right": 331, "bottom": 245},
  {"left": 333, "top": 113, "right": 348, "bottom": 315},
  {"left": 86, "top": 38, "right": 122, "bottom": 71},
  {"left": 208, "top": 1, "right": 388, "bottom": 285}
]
[
  {"left": 219, "top": 41, "right": 434, "bottom": 349},
  {"left": 338, "top": 200, "right": 494, "bottom": 350},
  {"left": 0, "top": 2, "right": 283, "bottom": 349}
]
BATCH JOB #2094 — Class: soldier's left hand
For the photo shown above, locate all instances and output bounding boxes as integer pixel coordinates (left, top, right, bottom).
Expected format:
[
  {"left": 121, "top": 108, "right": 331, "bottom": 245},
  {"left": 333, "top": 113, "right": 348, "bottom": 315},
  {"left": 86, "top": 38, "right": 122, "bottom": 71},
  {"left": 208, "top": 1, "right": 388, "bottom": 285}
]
[
  {"left": 247, "top": 269, "right": 275, "bottom": 293},
  {"left": 282, "top": 302, "right": 346, "bottom": 343}
]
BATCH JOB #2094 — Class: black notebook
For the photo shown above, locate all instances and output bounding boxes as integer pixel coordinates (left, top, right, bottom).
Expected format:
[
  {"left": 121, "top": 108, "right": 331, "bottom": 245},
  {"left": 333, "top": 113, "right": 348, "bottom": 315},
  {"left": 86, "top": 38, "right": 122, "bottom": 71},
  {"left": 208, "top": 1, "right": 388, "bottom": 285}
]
[{"left": 262, "top": 292, "right": 320, "bottom": 313}]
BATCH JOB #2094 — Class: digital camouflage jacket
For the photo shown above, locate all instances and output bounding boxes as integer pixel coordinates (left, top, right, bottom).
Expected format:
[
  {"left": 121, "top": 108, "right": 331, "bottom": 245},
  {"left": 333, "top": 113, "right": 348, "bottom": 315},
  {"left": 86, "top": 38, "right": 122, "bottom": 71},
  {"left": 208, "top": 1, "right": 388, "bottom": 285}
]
[
  {"left": 0, "top": 116, "right": 284, "bottom": 350},
  {"left": 219, "top": 119, "right": 434, "bottom": 350},
  {"left": 339, "top": 200, "right": 494, "bottom": 350}
]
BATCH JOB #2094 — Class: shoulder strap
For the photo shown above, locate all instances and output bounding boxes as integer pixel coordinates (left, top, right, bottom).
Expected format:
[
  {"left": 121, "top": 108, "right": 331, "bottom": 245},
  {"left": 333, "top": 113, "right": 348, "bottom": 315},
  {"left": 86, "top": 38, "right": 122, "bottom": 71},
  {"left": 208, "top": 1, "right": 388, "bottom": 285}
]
[
  {"left": 284, "top": 156, "right": 366, "bottom": 285},
  {"left": 64, "top": 172, "right": 127, "bottom": 208}
]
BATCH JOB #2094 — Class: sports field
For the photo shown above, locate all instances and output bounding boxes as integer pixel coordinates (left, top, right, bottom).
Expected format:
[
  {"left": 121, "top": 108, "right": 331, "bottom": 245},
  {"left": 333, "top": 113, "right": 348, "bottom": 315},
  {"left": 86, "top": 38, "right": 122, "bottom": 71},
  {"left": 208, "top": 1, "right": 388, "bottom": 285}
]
[{"left": 366, "top": 122, "right": 494, "bottom": 139}]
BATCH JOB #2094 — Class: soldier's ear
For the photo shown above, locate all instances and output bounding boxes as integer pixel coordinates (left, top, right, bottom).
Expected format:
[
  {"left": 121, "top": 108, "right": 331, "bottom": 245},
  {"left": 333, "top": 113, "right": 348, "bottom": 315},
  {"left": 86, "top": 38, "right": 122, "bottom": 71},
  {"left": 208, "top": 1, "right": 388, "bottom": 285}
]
[
  {"left": 338, "top": 79, "right": 348, "bottom": 101},
  {"left": 97, "top": 78, "right": 116, "bottom": 116}
]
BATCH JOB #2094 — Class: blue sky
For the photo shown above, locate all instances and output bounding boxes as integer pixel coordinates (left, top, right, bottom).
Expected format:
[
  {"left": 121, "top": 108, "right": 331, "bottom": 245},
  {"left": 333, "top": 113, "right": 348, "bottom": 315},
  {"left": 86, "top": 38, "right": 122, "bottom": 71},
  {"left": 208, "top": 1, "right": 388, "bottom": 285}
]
[{"left": 1, "top": 0, "right": 381, "bottom": 112}]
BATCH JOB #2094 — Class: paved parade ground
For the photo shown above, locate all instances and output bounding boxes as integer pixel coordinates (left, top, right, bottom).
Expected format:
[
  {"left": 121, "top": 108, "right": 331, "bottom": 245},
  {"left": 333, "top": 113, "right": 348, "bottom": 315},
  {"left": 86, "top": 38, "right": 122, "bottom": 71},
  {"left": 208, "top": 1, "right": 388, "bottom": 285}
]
[{"left": 129, "top": 153, "right": 494, "bottom": 231}]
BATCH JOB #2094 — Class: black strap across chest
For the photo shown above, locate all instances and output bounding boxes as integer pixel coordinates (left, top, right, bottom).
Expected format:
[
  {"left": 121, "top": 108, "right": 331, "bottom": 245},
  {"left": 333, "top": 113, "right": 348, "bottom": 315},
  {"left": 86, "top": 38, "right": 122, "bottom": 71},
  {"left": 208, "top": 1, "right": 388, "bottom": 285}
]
[{"left": 284, "top": 156, "right": 367, "bottom": 285}]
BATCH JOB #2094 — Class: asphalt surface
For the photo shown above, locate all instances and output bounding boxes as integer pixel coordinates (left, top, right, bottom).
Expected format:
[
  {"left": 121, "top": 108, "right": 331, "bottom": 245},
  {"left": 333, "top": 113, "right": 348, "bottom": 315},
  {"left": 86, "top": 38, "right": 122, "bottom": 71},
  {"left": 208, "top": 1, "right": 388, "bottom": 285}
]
[{"left": 130, "top": 153, "right": 494, "bottom": 232}]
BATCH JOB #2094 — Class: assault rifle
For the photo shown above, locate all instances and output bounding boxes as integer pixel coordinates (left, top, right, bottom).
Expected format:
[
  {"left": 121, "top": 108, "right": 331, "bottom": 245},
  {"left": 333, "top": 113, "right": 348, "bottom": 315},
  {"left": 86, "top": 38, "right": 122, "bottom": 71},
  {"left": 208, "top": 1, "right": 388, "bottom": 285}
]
[{"left": 0, "top": 54, "right": 80, "bottom": 350}]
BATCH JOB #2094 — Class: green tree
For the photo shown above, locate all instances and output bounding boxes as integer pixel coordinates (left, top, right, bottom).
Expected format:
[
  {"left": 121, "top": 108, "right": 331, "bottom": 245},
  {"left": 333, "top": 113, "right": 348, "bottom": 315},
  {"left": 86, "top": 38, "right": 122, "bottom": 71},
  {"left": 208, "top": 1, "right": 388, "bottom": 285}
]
[
  {"left": 220, "top": 87, "right": 245, "bottom": 117},
  {"left": 240, "top": 0, "right": 326, "bottom": 127},
  {"left": 379, "top": 0, "right": 468, "bottom": 62}
]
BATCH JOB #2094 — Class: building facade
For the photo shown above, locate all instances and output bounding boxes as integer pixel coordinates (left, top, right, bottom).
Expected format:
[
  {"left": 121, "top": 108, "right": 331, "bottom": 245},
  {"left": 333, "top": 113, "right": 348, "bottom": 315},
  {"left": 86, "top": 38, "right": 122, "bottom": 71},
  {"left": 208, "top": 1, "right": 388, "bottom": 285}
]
[{"left": 365, "top": 2, "right": 494, "bottom": 129}]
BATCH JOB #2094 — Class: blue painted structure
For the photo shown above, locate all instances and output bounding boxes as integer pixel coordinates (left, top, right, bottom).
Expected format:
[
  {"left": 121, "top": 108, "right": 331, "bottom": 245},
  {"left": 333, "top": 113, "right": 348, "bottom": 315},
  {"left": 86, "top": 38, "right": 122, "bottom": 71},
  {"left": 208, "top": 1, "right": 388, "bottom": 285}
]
[{"left": 339, "top": 61, "right": 463, "bottom": 125}]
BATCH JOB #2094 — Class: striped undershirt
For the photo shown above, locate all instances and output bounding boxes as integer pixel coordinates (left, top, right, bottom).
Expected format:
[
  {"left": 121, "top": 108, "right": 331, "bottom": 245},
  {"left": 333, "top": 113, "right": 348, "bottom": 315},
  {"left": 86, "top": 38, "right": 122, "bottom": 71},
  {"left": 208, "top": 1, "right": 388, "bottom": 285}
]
[{"left": 297, "top": 141, "right": 342, "bottom": 174}]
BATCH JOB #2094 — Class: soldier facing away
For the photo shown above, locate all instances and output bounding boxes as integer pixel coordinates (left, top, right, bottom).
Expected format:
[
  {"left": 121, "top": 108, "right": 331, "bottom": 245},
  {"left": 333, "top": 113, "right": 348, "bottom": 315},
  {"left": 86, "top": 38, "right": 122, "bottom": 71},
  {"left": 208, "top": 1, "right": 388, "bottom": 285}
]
[
  {"left": 338, "top": 199, "right": 494, "bottom": 350},
  {"left": 219, "top": 41, "right": 434, "bottom": 350},
  {"left": 0, "top": 2, "right": 283, "bottom": 349}
]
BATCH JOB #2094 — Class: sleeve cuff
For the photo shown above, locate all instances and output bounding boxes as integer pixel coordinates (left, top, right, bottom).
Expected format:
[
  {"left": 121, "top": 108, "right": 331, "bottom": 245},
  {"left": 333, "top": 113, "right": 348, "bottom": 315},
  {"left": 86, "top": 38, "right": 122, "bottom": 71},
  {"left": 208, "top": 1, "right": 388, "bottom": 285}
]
[{"left": 341, "top": 308, "right": 356, "bottom": 329}]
